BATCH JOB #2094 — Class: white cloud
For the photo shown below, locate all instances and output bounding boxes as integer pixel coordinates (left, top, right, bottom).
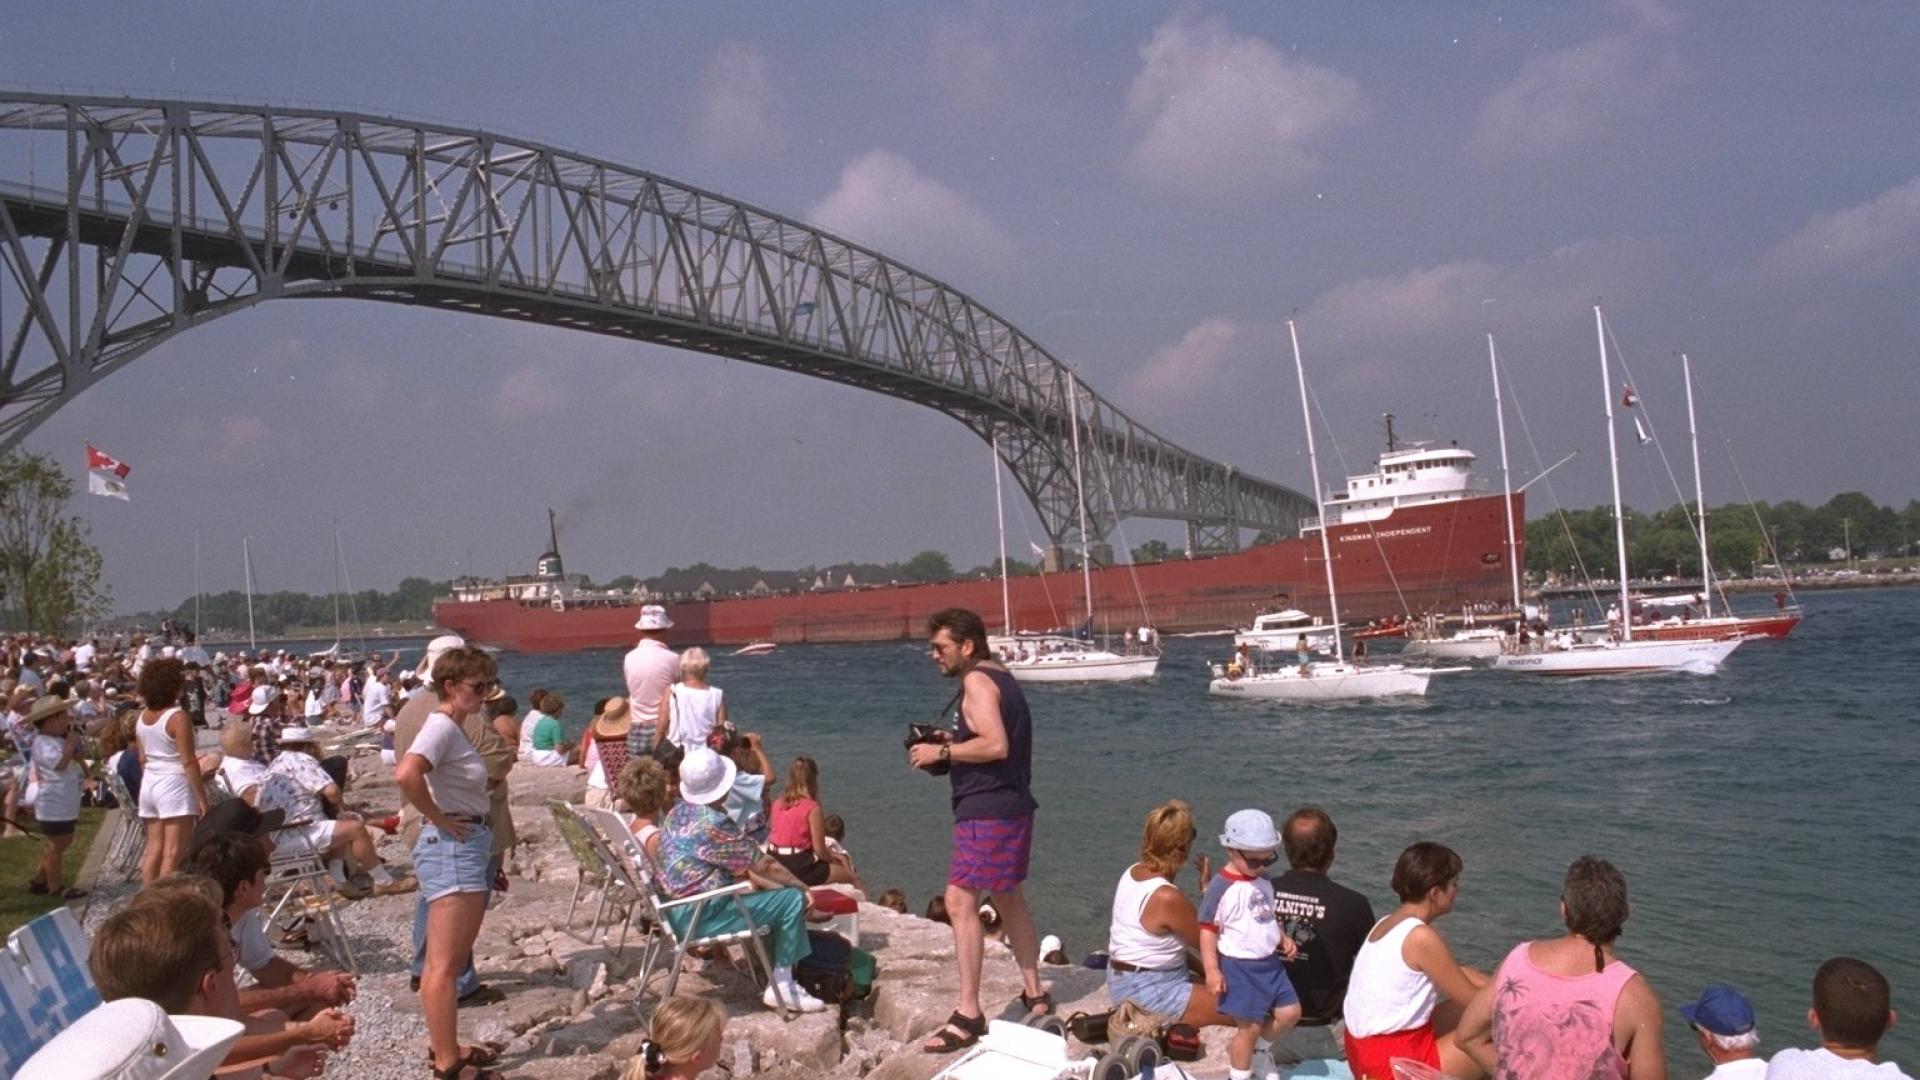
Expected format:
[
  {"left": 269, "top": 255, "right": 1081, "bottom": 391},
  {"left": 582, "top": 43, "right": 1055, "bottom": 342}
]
[
  {"left": 494, "top": 364, "right": 569, "bottom": 419},
  {"left": 1472, "top": 5, "right": 1685, "bottom": 161},
  {"left": 694, "top": 43, "right": 778, "bottom": 160},
  {"left": 1122, "top": 318, "right": 1248, "bottom": 401},
  {"left": 1758, "top": 176, "right": 1920, "bottom": 282},
  {"left": 1123, "top": 14, "right": 1364, "bottom": 200},
  {"left": 1298, "top": 237, "right": 1673, "bottom": 372},
  {"left": 808, "top": 150, "right": 1015, "bottom": 276}
]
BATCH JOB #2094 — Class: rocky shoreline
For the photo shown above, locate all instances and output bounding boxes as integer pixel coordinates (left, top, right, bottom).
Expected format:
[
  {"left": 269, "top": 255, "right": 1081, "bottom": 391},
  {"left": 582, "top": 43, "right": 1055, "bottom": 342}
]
[{"left": 80, "top": 743, "right": 1265, "bottom": 1079}]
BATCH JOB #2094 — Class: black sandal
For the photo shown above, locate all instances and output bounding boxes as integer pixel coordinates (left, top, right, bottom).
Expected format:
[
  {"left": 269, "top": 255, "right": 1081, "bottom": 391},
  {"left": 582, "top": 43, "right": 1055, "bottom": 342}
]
[
  {"left": 1020, "top": 989, "right": 1055, "bottom": 1016},
  {"left": 425, "top": 1043, "right": 505, "bottom": 1069},
  {"left": 922, "top": 1010, "right": 987, "bottom": 1053},
  {"left": 429, "top": 1059, "right": 502, "bottom": 1080}
]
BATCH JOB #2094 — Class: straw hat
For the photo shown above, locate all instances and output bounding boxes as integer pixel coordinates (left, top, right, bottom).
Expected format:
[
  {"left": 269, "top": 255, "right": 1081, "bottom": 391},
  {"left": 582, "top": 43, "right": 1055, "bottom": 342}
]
[
  {"left": 23, "top": 694, "right": 74, "bottom": 727},
  {"left": 591, "top": 697, "right": 631, "bottom": 735}
]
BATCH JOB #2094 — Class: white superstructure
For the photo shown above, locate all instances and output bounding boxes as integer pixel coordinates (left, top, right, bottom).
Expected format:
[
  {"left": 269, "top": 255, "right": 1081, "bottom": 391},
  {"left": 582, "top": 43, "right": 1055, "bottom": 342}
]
[{"left": 1304, "top": 444, "right": 1485, "bottom": 531}]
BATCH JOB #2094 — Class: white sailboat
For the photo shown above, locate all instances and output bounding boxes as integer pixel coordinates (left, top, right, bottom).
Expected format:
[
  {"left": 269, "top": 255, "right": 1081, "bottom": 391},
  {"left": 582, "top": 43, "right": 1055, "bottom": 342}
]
[
  {"left": 1209, "top": 322, "right": 1456, "bottom": 701},
  {"left": 1492, "top": 307, "right": 1742, "bottom": 677},
  {"left": 1405, "top": 333, "right": 1524, "bottom": 661},
  {"left": 1232, "top": 608, "right": 1339, "bottom": 654},
  {"left": 990, "top": 384, "right": 1160, "bottom": 683}
]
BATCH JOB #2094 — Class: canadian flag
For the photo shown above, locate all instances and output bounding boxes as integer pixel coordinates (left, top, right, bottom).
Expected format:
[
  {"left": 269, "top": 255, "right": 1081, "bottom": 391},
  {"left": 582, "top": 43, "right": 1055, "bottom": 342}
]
[
  {"left": 1620, "top": 384, "right": 1639, "bottom": 409},
  {"left": 86, "top": 442, "right": 131, "bottom": 478}
]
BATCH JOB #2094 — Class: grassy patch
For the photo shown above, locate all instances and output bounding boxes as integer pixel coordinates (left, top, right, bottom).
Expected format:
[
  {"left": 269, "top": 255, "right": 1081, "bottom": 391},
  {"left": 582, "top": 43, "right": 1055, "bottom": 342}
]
[{"left": 0, "top": 807, "right": 108, "bottom": 936}]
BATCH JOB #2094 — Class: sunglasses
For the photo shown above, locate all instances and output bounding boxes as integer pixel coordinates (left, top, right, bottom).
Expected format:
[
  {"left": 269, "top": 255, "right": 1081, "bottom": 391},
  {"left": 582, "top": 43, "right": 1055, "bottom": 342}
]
[{"left": 462, "top": 679, "right": 495, "bottom": 694}]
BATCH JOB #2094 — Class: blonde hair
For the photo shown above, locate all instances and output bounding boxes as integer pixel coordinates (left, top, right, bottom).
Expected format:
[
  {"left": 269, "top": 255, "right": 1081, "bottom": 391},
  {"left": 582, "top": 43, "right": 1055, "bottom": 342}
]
[
  {"left": 1139, "top": 799, "right": 1196, "bottom": 878},
  {"left": 779, "top": 756, "right": 819, "bottom": 808},
  {"left": 623, "top": 995, "right": 725, "bottom": 1078},
  {"left": 218, "top": 721, "right": 252, "bottom": 757},
  {"left": 680, "top": 647, "right": 711, "bottom": 680}
]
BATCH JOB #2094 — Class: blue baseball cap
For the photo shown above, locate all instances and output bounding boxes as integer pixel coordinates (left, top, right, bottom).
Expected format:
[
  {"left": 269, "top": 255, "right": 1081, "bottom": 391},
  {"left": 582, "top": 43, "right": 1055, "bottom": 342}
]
[{"left": 1680, "top": 984, "right": 1755, "bottom": 1036}]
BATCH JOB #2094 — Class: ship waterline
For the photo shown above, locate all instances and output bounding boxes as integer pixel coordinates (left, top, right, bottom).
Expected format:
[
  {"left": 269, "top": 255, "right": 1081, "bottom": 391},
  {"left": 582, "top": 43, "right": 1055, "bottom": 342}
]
[{"left": 433, "top": 491, "right": 1522, "bottom": 652}]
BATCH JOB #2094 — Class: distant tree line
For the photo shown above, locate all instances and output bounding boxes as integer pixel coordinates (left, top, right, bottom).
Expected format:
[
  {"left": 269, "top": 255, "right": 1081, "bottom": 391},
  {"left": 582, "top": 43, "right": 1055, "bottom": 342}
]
[
  {"left": 1527, "top": 491, "right": 1918, "bottom": 579},
  {"left": 122, "top": 577, "right": 448, "bottom": 637}
]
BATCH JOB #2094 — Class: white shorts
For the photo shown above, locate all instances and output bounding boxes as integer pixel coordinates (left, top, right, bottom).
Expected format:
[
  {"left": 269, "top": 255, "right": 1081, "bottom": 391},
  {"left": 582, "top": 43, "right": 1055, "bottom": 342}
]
[
  {"left": 274, "top": 818, "right": 338, "bottom": 854},
  {"left": 138, "top": 771, "right": 198, "bottom": 820}
]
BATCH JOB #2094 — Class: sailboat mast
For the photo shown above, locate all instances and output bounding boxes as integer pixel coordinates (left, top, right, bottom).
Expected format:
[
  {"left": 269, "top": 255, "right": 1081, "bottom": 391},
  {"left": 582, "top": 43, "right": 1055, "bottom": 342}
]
[
  {"left": 1489, "top": 333, "right": 1522, "bottom": 612},
  {"left": 193, "top": 530, "right": 203, "bottom": 639},
  {"left": 242, "top": 535, "right": 257, "bottom": 653},
  {"left": 1682, "top": 353, "right": 1713, "bottom": 619},
  {"left": 1595, "top": 306, "right": 1633, "bottom": 642},
  {"left": 1289, "top": 320, "right": 1344, "bottom": 657},
  {"left": 991, "top": 432, "right": 1012, "bottom": 634},
  {"left": 1066, "top": 377, "right": 1095, "bottom": 628},
  {"left": 331, "top": 524, "right": 343, "bottom": 645}
]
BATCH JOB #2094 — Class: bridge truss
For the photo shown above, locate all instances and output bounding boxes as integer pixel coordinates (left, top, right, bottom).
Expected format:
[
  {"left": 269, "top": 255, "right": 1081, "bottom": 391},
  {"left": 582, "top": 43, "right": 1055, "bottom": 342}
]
[{"left": 0, "top": 93, "right": 1311, "bottom": 552}]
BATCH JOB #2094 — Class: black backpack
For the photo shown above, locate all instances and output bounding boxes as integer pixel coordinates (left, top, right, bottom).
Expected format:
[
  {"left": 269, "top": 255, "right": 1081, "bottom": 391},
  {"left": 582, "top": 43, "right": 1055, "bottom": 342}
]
[{"left": 793, "top": 930, "right": 875, "bottom": 1005}]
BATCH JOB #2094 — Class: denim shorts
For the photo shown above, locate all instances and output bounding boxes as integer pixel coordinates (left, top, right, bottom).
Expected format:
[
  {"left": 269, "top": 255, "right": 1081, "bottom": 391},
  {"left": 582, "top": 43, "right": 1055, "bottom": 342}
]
[
  {"left": 414, "top": 821, "right": 493, "bottom": 902},
  {"left": 1107, "top": 964, "right": 1196, "bottom": 1019}
]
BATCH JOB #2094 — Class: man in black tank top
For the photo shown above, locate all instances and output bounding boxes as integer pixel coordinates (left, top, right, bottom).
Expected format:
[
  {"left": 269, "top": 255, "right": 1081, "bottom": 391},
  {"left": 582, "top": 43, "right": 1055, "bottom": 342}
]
[{"left": 910, "top": 608, "right": 1048, "bottom": 1054}]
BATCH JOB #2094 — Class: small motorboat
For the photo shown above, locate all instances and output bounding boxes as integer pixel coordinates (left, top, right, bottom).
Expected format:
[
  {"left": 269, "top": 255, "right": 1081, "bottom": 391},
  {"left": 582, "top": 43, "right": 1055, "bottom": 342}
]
[{"left": 733, "top": 641, "right": 778, "bottom": 656}]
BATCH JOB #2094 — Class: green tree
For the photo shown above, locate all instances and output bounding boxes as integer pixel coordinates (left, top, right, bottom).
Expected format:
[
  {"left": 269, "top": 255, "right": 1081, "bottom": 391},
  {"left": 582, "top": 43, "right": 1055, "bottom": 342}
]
[
  {"left": 1130, "top": 539, "right": 1174, "bottom": 563},
  {"left": 894, "top": 550, "right": 955, "bottom": 582},
  {"left": 0, "top": 451, "right": 111, "bottom": 633}
]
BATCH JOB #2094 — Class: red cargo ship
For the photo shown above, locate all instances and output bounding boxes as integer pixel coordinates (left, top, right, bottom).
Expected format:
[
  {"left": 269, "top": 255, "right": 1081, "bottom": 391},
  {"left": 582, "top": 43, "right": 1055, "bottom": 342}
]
[{"left": 433, "top": 444, "right": 1522, "bottom": 653}]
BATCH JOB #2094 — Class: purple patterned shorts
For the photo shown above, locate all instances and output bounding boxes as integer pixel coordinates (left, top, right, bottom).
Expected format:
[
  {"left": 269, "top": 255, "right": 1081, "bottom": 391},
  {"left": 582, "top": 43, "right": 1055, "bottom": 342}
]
[{"left": 948, "top": 814, "right": 1034, "bottom": 894}]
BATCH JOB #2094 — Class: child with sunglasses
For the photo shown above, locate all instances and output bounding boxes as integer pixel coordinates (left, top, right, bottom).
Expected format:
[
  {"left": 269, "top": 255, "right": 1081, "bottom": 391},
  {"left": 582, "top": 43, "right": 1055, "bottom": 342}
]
[{"left": 1198, "top": 809, "right": 1303, "bottom": 1080}]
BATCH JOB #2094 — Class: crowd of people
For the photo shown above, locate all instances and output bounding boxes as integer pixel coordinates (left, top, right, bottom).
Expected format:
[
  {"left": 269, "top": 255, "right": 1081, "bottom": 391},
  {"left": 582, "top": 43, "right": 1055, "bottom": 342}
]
[{"left": 5, "top": 614, "right": 1911, "bottom": 1080}]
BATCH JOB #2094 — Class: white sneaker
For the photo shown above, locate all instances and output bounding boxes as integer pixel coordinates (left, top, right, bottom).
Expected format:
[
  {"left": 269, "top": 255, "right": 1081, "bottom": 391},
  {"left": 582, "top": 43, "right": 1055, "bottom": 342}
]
[{"left": 762, "top": 982, "right": 827, "bottom": 1013}]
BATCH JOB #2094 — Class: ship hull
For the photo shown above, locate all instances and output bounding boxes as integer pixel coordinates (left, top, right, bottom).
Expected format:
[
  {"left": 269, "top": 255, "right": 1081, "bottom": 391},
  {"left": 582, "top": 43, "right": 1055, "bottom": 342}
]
[{"left": 432, "top": 492, "right": 1522, "bottom": 653}]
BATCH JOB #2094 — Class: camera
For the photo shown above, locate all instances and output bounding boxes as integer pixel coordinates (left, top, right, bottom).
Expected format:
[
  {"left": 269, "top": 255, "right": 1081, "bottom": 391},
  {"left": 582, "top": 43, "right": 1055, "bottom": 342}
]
[{"left": 905, "top": 722, "right": 950, "bottom": 776}]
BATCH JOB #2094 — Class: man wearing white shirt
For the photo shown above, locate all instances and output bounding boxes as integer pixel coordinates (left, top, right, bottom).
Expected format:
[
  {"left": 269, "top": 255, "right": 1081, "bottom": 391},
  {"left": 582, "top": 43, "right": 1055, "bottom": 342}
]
[
  {"left": 359, "top": 667, "right": 393, "bottom": 728},
  {"left": 72, "top": 638, "right": 97, "bottom": 672},
  {"left": 1767, "top": 957, "right": 1910, "bottom": 1079},
  {"left": 1680, "top": 985, "right": 1767, "bottom": 1079}
]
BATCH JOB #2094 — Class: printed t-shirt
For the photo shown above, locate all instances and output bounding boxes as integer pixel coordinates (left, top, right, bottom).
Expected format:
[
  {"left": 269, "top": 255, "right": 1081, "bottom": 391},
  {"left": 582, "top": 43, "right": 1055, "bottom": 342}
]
[
  {"left": 1272, "top": 868, "right": 1377, "bottom": 1025},
  {"left": 265, "top": 752, "right": 334, "bottom": 823},
  {"left": 1198, "top": 868, "right": 1280, "bottom": 960}
]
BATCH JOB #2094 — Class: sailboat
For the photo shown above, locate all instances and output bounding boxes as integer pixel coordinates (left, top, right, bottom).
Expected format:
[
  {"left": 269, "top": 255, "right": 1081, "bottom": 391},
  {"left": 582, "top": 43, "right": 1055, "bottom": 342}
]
[
  {"left": 1601, "top": 353, "right": 1802, "bottom": 642},
  {"left": 1404, "top": 333, "right": 1525, "bottom": 661},
  {"left": 1209, "top": 321, "right": 1457, "bottom": 701},
  {"left": 990, "top": 383, "right": 1161, "bottom": 683},
  {"left": 1491, "top": 307, "right": 1744, "bottom": 677}
]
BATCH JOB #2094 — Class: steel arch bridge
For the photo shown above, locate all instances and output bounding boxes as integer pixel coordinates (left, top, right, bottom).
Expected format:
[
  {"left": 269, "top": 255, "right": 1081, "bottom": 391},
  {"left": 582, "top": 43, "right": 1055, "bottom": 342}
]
[{"left": 0, "top": 92, "right": 1311, "bottom": 552}]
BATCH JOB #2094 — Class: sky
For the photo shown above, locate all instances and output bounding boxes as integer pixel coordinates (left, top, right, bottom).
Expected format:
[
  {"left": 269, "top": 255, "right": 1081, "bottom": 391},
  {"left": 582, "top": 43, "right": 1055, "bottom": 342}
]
[{"left": 4, "top": 2, "right": 1917, "bottom": 612}]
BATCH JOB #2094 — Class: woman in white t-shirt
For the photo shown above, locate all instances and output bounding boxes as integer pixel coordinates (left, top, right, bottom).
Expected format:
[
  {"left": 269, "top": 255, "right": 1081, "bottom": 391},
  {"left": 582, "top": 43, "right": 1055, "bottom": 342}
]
[
  {"left": 656, "top": 647, "right": 727, "bottom": 751},
  {"left": 395, "top": 645, "right": 501, "bottom": 1080}
]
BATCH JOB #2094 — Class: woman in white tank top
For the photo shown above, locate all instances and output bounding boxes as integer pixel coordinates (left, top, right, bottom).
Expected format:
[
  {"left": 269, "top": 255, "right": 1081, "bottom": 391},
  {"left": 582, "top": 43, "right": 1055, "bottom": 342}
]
[
  {"left": 1104, "top": 800, "right": 1234, "bottom": 1027},
  {"left": 1342, "top": 842, "right": 1488, "bottom": 1080},
  {"left": 133, "top": 658, "right": 209, "bottom": 884}
]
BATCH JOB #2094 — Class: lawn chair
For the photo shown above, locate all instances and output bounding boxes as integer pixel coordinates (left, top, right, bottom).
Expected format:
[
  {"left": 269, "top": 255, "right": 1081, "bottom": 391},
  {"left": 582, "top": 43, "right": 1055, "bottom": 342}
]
[
  {"left": 262, "top": 818, "right": 358, "bottom": 973},
  {"left": 0, "top": 908, "right": 101, "bottom": 1076},
  {"left": 546, "top": 798, "right": 618, "bottom": 939},
  {"left": 573, "top": 804, "right": 792, "bottom": 1018},
  {"left": 98, "top": 769, "right": 146, "bottom": 879}
]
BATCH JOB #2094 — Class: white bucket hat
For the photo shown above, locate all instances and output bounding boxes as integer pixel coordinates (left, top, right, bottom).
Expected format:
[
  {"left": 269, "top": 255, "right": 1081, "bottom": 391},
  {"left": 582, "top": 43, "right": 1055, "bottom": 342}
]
[
  {"left": 16, "top": 997, "right": 245, "bottom": 1080},
  {"left": 246, "top": 685, "right": 282, "bottom": 716},
  {"left": 1219, "top": 808, "right": 1279, "bottom": 851},
  {"left": 677, "top": 746, "right": 737, "bottom": 805},
  {"left": 416, "top": 634, "right": 467, "bottom": 677},
  {"left": 278, "top": 723, "right": 317, "bottom": 745},
  {"left": 634, "top": 604, "right": 674, "bottom": 631}
]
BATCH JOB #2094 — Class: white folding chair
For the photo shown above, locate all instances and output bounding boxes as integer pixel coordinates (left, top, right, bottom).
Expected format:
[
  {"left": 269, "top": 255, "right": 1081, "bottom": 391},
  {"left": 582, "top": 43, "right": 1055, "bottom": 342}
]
[
  {"left": 574, "top": 805, "right": 791, "bottom": 1018},
  {"left": 263, "top": 818, "right": 358, "bottom": 973}
]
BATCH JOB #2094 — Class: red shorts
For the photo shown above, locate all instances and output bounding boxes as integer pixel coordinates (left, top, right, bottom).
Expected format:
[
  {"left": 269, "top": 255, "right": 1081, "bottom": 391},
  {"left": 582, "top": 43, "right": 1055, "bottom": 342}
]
[{"left": 1343, "top": 1022, "right": 1439, "bottom": 1080}]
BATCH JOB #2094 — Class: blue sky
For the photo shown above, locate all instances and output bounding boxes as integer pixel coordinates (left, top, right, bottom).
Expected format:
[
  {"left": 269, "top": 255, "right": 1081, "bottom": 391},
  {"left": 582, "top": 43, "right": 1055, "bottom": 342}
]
[{"left": 6, "top": 2, "right": 1917, "bottom": 611}]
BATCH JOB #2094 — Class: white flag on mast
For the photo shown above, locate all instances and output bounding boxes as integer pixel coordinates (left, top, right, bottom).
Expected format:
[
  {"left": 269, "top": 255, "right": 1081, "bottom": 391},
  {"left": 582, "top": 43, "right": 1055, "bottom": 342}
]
[{"left": 88, "top": 470, "right": 131, "bottom": 501}]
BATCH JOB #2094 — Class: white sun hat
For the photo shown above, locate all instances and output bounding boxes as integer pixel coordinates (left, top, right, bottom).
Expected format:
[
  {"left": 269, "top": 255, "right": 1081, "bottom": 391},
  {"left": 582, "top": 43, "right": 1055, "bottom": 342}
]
[
  {"left": 634, "top": 604, "right": 674, "bottom": 630},
  {"left": 1219, "top": 808, "right": 1279, "bottom": 851},
  {"left": 16, "top": 997, "right": 246, "bottom": 1080},
  {"left": 246, "top": 685, "right": 282, "bottom": 716},
  {"left": 677, "top": 746, "right": 738, "bottom": 805},
  {"left": 415, "top": 634, "right": 467, "bottom": 676}
]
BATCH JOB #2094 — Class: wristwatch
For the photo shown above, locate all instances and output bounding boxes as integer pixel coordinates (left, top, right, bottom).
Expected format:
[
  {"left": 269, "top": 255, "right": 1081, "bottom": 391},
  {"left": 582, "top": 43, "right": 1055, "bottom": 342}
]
[{"left": 939, "top": 744, "right": 951, "bottom": 764}]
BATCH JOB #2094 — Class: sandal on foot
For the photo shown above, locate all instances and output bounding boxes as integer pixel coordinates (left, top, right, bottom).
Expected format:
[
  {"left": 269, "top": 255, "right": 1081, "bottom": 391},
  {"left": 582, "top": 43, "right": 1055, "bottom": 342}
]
[
  {"left": 1019, "top": 989, "right": 1055, "bottom": 1016},
  {"left": 425, "top": 1042, "right": 505, "bottom": 1069},
  {"left": 922, "top": 1010, "right": 987, "bottom": 1053},
  {"left": 428, "top": 1059, "right": 502, "bottom": 1080},
  {"left": 59, "top": 887, "right": 87, "bottom": 900}
]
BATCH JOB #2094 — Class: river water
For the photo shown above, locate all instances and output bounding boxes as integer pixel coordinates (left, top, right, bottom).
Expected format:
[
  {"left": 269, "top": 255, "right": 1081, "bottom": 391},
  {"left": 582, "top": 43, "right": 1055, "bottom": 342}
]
[{"left": 345, "top": 585, "right": 1918, "bottom": 1065}]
